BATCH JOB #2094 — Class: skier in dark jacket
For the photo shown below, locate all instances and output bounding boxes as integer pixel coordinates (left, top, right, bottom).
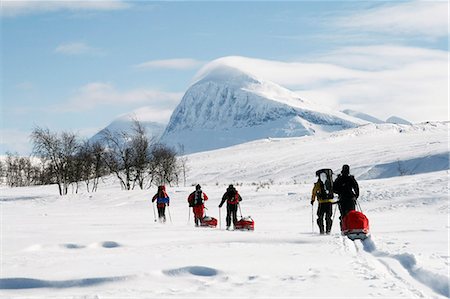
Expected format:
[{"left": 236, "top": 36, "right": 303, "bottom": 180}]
[
  {"left": 187, "top": 184, "right": 209, "bottom": 226},
  {"left": 333, "top": 165, "right": 359, "bottom": 222},
  {"left": 152, "top": 185, "right": 170, "bottom": 223},
  {"left": 219, "top": 184, "right": 242, "bottom": 230}
]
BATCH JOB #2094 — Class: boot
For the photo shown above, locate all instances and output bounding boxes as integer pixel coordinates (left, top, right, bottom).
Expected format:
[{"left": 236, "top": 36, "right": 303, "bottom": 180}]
[
  {"left": 326, "top": 219, "right": 333, "bottom": 234},
  {"left": 317, "top": 219, "right": 325, "bottom": 234}
]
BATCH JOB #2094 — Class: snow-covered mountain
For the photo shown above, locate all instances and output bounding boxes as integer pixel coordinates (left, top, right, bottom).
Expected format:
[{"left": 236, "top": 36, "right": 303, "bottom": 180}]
[
  {"left": 342, "top": 109, "right": 384, "bottom": 124},
  {"left": 90, "top": 113, "right": 166, "bottom": 144},
  {"left": 160, "top": 64, "right": 365, "bottom": 153},
  {"left": 386, "top": 116, "right": 412, "bottom": 125}
]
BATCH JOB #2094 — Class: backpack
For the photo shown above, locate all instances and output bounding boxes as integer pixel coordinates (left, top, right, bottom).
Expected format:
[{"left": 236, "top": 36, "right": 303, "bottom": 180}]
[
  {"left": 316, "top": 169, "right": 334, "bottom": 200},
  {"left": 193, "top": 191, "right": 204, "bottom": 206}
]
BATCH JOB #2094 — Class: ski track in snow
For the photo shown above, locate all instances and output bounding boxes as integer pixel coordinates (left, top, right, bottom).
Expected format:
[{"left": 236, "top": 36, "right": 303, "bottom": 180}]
[{"left": 360, "top": 237, "right": 450, "bottom": 298}]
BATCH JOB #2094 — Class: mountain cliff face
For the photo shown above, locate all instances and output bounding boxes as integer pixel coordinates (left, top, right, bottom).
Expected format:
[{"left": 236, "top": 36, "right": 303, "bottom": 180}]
[{"left": 160, "top": 64, "right": 364, "bottom": 154}]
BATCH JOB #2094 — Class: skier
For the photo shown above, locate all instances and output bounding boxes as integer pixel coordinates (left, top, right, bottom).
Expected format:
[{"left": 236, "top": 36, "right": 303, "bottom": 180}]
[
  {"left": 218, "top": 184, "right": 242, "bottom": 230},
  {"left": 152, "top": 185, "right": 170, "bottom": 223},
  {"left": 187, "top": 184, "right": 209, "bottom": 226},
  {"left": 311, "top": 172, "right": 334, "bottom": 234},
  {"left": 333, "top": 165, "right": 359, "bottom": 225}
]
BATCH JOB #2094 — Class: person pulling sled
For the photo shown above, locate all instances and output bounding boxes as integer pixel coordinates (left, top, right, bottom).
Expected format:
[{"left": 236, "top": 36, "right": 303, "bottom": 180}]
[
  {"left": 152, "top": 185, "right": 170, "bottom": 223},
  {"left": 333, "top": 164, "right": 359, "bottom": 222},
  {"left": 333, "top": 165, "right": 369, "bottom": 240},
  {"left": 219, "top": 184, "right": 242, "bottom": 230},
  {"left": 311, "top": 169, "right": 334, "bottom": 234},
  {"left": 187, "top": 184, "right": 209, "bottom": 226}
]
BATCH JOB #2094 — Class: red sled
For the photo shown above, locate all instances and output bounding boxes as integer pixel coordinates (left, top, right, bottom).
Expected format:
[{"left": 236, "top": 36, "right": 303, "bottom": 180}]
[
  {"left": 341, "top": 210, "right": 370, "bottom": 241},
  {"left": 200, "top": 216, "right": 217, "bottom": 228},
  {"left": 235, "top": 216, "right": 255, "bottom": 231}
]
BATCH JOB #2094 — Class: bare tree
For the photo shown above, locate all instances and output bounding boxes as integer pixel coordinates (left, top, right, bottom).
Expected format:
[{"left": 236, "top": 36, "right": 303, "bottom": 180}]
[
  {"left": 177, "top": 143, "right": 189, "bottom": 187},
  {"left": 78, "top": 141, "right": 106, "bottom": 193},
  {"left": 31, "top": 127, "right": 80, "bottom": 195},
  {"left": 130, "top": 120, "right": 152, "bottom": 190},
  {"left": 149, "top": 144, "right": 179, "bottom": 187}
]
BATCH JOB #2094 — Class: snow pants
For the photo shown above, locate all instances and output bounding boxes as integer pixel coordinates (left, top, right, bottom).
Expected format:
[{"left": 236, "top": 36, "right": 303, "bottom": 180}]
[
  {"left": 157, "top": 206, "right": 166, "bottom": 222},
  {"left": 317, "top": 202, "right": 333, "bottom": 234},
  {"left": 193, "top": 205, "right": 204, "bottom": 226},
  {"left": 226, "top": 204, "right": 238, "bottom": 227}
]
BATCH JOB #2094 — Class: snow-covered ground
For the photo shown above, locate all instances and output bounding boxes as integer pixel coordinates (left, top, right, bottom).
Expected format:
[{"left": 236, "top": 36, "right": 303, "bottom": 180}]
[{"left": 1, "top": 123, "right": 449, "bottom": 298}]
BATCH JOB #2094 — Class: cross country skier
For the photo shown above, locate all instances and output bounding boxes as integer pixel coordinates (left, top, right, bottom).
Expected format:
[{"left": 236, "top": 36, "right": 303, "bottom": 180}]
[
  {"left": 333, "top": 165, "right": 359, "bottom": 226},
  {"left": 152, "top": 185, "right": 170, "bottom": 223},
  {"left": 187, "top": 184, "right": 209, "bottom": 226},
  {"left": 219, "top": 184, "right": 242, "bottom": 230},
  {"left": 311, "top": 172, "right": 334, "bottom": 234}
]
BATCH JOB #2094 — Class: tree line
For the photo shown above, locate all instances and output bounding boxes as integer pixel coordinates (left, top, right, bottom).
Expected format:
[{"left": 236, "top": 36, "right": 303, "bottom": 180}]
[{"left": 1, "top": 120, "right": 186, "bottom": 195}]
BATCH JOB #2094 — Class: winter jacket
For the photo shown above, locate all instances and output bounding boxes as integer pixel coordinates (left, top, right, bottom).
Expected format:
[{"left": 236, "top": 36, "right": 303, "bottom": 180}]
[
  {"left": 152, "top": 186, "right": 170, "bottom": 208},
  {"left": 333, "top": 174, "right": 359, "bottom": 201},
  {"left": 219, "top": 189, "right": 242, "bottom": 207},
  {"left": 188, "top": 190, "right": 209, "bottom": 207}
]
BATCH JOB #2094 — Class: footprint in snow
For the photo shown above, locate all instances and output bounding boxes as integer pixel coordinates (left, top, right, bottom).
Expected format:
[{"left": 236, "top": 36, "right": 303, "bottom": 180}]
[
  {"left": 60, "top": 243, "right": 85, "bottom": 249},
  {"left": 163, "top": 266, "right": 219, "bottom": 277},
  {"left": 101, "top": 241, "right": 121, "bottom": 248}
]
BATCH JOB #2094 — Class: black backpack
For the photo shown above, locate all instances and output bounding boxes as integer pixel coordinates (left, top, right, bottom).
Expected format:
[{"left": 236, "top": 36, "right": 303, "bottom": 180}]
[
  {"left": 193, "top": 191, "right": 203, "bottom": 206},
  {"left": 316, "top": 169, "right": 334, "bottom": 200}
]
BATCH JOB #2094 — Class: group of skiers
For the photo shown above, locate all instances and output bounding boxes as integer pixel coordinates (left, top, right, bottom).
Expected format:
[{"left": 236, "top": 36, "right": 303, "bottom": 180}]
[
  {"left": 311, "top": 164, "right": 359, "bottom": 234},
  {"left": 151, "top": 164, "right": 360, "bottom": 234},
  {"left": 152, "top": 183, "right": 243, "bottom": 230}
]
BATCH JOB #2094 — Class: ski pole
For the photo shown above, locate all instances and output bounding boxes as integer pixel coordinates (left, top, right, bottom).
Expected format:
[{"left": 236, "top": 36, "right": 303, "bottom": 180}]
[
  {"left": 219, "top": 207, "right": 222, "bottom": 229},
  {"left": 167, "top": 205, "right": 172, "bottom": 223},
  {"left": 238, "top": 203, "right": 243, "bottom": 218},
  {"left": 311, "top": 204, "right": 314, "bottom": 234},
  {"left": 356, "top": 201, "right": 363, "bottom": 212},
  {"left": 152, "top": 202, "right": 157, "bottom": 222},
  {"left": 332, "top": 202, "right": 338, "bottom": 223},
  {"left": 188, "top": 206, "right": 191, "bottom": 224}
]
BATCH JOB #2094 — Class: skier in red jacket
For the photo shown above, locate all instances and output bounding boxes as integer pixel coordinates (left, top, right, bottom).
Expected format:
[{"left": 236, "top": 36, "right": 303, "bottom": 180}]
[
  {"left": 152, "top": 185, "right": 170, "bottom": 223},
  {"left": 187, "top": 184, "right": 209, "bottom": 226}
]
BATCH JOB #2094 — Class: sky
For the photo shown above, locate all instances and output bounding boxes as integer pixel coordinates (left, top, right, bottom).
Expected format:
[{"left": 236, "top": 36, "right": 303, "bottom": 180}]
[{"left": 1, "top": 0, "right": 449, "bottom": 154}]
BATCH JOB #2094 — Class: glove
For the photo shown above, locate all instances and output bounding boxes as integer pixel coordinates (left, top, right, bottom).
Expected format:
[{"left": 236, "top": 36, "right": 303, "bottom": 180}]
[
  {"left": 310, "top": 200, "right": 314, "bottom": 205},
  {"left": 218, "top": 204, "right": 222, "bottom": 208}
]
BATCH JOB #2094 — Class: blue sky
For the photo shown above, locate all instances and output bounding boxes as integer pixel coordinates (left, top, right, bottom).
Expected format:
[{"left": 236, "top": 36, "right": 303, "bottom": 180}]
[{"left": 1, "top": 1, "right": 448, "bottom": 154}]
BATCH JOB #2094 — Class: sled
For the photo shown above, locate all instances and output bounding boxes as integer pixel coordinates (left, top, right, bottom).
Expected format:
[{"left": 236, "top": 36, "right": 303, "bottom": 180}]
[
  {"left": 341, "top": 210, "right": 369, "bottom": 241},
  {"left": 200, "top": 216, "right": 217, "bottom": 228},
  {"left": 235, "top": 216, "right": 255, "bottom": 231}
]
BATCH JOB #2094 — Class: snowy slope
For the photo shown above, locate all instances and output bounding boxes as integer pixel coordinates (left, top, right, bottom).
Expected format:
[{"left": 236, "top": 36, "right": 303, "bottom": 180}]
[
  {"left": 160, "top": 64, "right": 365, "bottom": 154},
  {"left": 90, "top": 113, "right": 166, "bottom": 144},
  {"left": 185, "top": 122, "right": 448, "bottom": 184},
  {"left": 342, "top": 109, "right": 385, "bottom": 124},
  {"left": 1, "top": 121, "right": 449, "bottom": 299},
  {"left": 387, "top": 116, "right": 413, "bottom": 125}
]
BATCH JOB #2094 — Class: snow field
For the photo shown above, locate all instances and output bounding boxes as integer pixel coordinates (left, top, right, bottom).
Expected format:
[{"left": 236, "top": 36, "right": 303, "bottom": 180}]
[
  {"left": 1, "top": 170, "right": 448, "bottom": 298},
  {"left": 1, "top": 122, "right": 448, "bottom": 298}
]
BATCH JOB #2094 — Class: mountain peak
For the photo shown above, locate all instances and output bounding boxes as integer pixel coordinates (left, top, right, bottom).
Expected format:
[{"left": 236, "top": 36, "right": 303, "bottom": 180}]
[{"left": 193, "top": 62, "right": 259, "bottom": 88}]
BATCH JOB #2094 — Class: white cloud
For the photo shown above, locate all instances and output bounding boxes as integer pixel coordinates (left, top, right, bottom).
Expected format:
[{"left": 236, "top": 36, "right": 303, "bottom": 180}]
[
  {"left": 0, "top": 128, "right": 32, "bottom": 155},
  {"left": 135, "top": 58, "right": 204, "bottom": 70},
  {"left": 336, "top": 1, "right": 448, "bottom": 38},
  {"left": 1, "top": 0, "right": 130, "bottom": 17},
  {"left": 60, "top": 82, "right": 183, "bottom": 113},
  {"left": 118, "top": 106, "right": 174, "bottom": 124},
  {"left": 199, "top": 47, "right": 448, "bottom": 122},
  {"left": 55, "top": 42, "right": 101, "bottom": 55}
]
